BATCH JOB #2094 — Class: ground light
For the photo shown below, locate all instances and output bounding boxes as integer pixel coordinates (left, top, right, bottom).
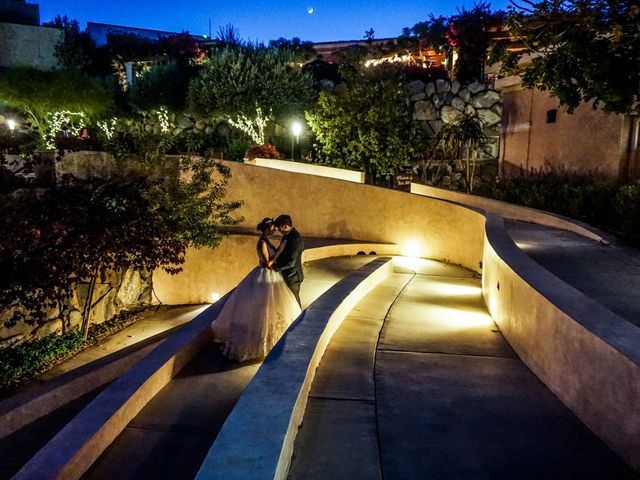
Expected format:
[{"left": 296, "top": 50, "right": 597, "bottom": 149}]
[
  {"left": 7, "top": 119, "right": 16, "bottom": 136},
  {"left": 210, "top": 292, "right": 220, "bottom": 303}
]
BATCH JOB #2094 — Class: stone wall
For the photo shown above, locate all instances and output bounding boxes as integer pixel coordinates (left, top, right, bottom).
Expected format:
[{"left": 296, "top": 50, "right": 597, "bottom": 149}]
[
  {"left": 0, "top": 269, "right": 152, "bottom": 348},
  {"left": 409, "top": 78, "right": 502, "bottom": 158}
]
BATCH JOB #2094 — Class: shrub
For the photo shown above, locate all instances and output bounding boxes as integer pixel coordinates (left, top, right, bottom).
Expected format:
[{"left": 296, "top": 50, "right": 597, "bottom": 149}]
[{"left": 244, "top": 143, "right": 280, "bottom": 160}]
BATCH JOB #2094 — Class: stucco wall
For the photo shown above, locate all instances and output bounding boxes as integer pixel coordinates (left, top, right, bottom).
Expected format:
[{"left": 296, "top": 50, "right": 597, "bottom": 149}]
[
  {"left": 482, "top": 215, "right": 640, "bottom": 470},
  {"left": 0, "top": 22, "right": 61, "bottom": 69},
  {"left": 222, "top": 160, "right": 486, "bottom": 270},
  {"left": 499, "top": 81, "right": 629, "bottom": 178}
]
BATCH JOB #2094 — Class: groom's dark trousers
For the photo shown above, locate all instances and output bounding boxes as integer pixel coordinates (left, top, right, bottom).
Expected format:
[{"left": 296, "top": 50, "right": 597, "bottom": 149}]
[{"left": 274, "top": 227, "right": 304, "bottom": 307}]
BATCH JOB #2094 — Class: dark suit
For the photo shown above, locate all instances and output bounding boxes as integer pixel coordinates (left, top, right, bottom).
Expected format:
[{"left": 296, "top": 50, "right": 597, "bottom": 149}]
[{"left": 274, "top": 227, "right": 304, "bottom": 306}]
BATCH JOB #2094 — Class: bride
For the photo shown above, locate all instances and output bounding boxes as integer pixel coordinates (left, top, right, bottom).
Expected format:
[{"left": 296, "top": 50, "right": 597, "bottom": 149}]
[{"left": 211, "top": 217, "right": 302, "bottom": 361}]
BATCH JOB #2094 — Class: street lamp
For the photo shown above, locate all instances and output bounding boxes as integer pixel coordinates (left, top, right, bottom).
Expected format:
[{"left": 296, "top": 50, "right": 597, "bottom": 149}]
[
  {"left": 7, "top": 119, "right": 16, "bottom": 137},
  {"left": 291, "top": 121, "right": 302, "bottom": 160}
]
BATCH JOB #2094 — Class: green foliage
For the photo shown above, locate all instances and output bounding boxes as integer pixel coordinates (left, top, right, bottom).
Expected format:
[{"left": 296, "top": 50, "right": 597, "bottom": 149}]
[
  {"left": 306, "top": 65, "right": 431, "bottom": 178},
  {"left": 447, "top": 3, "right": 505, "bottom": 83},
  {"left": 224, "top": 138, "right": 252, "bottom": 161},
  {"left": 0, "top": 330, "right": 85, "bottom": 392},
  {"left": 269, "top": 37, "right": 317, "bottom": 62},
  {"left": 0, "top": 67, "right": 114, "bottom": 145},
  {"left": 400, "top": 15, "right": 450, "bottom": 55},
  {"left": 479, "top": 168, "right": 640, "bottom": 238},
  {"left": 500, "top": 0, "right": 640, "bottom": 114},
  {"left": 129, "top": 62, "right": 197, "bottom": 112},
  {"left": 188, "top": 46, "right": 315, "bottom": 142},
  {"left": 0, "top": 153, "right": 241, "bottom": 327},
  {"left": 45, "top": 15, "right": 96, "bottom": 72}
]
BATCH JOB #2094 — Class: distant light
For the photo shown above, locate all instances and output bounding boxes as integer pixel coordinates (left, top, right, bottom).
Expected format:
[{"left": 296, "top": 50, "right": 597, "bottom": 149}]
[
  {"left": 7, "top": 119, "right": 16, "bottom": 131},
  {"left": 307, "top": 6, "right": 314, "bottom": 14},
  {"left": 210, "top": 292, "right": 220, "bottom": 303},
  {"left": 291, "top": 121, "right": 303, "bottom": 137}
]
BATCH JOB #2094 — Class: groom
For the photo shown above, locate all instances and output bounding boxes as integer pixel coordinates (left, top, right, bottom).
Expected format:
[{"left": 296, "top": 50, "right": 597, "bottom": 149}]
[{"left": 273, "top": 214, "right": 304, "bottom": 307}]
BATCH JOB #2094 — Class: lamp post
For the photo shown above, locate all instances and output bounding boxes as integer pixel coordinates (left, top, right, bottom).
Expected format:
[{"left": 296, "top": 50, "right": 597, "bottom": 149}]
[
  {"left": 291, "top": 121, "right": 302, "bottom": 160},
  {"left": 7, "top": 119, "right": 16, "bottom": 137}
]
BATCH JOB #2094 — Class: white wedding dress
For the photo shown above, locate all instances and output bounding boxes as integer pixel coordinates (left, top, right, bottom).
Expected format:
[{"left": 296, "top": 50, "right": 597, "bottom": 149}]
[{"left": 211, "top": 241, "right": 302, "bottom": 361}]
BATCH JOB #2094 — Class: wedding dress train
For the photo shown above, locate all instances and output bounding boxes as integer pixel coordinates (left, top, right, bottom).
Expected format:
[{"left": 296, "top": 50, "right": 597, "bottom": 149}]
[{"left": 211, "top": 243, "right": 301, "bottom": 361}]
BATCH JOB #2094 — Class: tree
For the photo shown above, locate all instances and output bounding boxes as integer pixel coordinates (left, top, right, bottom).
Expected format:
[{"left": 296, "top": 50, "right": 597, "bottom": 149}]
[
  {"left": 437, "top": 112, "right": 488, "bottom": 193},
  {"left": 188, "top": 47, "right": 315, "bottom": 144},
  {"left": 447, "top": 3, "right": 505, "bottom": 83},
  {"left": 497, "top": 0, "right": 640, "bottom": 113},
  {"left": 0, "top": 153, "right": 241, "bottom": 331},
  {"left": 269, "top": 37, "right": 317, "bottom": 62},
  {"left": 306, "top": 65, "right": 430, "bottom": 180},
  {"left": 0, "top": 67, "right": 114, "bottom": 147},
  {"left": 45, "top": 15, "right": 96, "bottom": 72}
]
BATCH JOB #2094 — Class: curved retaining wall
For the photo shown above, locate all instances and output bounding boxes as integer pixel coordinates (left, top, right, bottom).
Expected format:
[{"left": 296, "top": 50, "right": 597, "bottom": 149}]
[
  {"left": 482, "top": 214, "right": 640, "bottom": 469},
  {"left": 411, "top": 183, "right": 606, "bottom": 243},
  {"left": 178, "top": 161, "right": 638, "bottom": 471}
]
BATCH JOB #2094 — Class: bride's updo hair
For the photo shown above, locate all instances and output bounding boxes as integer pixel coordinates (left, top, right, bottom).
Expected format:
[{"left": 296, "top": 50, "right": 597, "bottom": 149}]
[{"left": 257, "top": 217, "right": 274, "bottom": 232}]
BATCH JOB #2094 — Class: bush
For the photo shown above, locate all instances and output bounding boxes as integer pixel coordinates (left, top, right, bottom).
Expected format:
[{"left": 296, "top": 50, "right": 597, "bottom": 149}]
[
  {"left": 479, "top": 167, "right": 640, "bottom": 240},
  {"left": 0, "top": 330, "right": 85, "bottom": 391},
  {"left": 244, "top": 143, "right": 280, "bottom": 160}
]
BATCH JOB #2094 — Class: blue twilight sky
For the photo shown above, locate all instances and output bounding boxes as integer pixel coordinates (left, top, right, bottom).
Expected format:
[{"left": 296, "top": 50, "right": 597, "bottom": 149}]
[{"left": 38, "top": 0, "right": 509, "bottom": 43}]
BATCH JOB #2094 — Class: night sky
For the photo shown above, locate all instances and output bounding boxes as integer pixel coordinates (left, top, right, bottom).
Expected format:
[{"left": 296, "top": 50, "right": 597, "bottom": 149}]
[{"left": 38, "top": 0, "right": 509, "bottom": 43}]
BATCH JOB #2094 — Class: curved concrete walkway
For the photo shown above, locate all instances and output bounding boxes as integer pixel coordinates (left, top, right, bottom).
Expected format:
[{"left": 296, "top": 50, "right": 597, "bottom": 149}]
[
  {"left": 80, "top": 256, "right": 376, "bottom": 480},
  {"left": 505, "top": 220, "right": 640, "bottom": 328},
  {"left": 288, "top": 258, "right": 637, "bottom": 479}
]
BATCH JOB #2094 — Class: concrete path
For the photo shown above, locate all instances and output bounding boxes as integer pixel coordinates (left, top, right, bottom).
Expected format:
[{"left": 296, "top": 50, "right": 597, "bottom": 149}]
[
  {"left": 82, "top": 256, "right": 375, "bottom": 480},
  {"left": 506, "top": 219, "right": 640, "bottom": 327},
  {"left": 288, "top": 258, "right": 637, "bottom": 479}
]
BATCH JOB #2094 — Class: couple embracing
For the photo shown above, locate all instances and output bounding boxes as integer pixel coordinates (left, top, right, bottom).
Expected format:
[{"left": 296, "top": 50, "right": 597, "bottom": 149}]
[{"left": 211, "top": 214, "right": 304, "bottom": 361}]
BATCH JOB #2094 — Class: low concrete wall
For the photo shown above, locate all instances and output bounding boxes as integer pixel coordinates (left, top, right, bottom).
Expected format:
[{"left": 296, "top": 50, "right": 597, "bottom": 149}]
[
  {"left": 244, "top": 158, "right": 365, "bottom": 183},
  {"left": 153, "top": 237, "right": 398, "bottom": 305},
  {"left": 195, "top": 257, "right": 393, "bottom": 480},
  {"left": 410, "top": 183, "right": 606, "bottom": 242},
  {"left": 14, "top": 298, "right": 228, "bottom": 480},
  {"left": 482, "top": 214, "right": 640, "bottom": 470}
]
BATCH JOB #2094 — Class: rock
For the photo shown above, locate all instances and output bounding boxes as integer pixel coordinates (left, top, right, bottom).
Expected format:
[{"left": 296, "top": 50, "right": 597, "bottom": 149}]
[
  {"left": 410, "top": 92, "right": 427, "bottom": 101},
  {"left": 427, "top": 120, "right": 444, "bottom": 135},
  {"left": 319, "top": 79, "right": 335, "bottom": 91},
  {"left": 465, "top": 104, "right": 477, "bottom": 116},
  {"left": 471, "top": 90, "right": 501, "bottom": 109},
  {"left": 116, "top": 269, "right": 143, "bottom": 306},
  {"left": 205, "top": 126, "right": 215, "bottom": 135},
  {"left": 491, "top": 103, "right": 503, "bottom": 115},
  {"left": 414, "top": 100, "right": 438, "bottom": 121},
  {"left": 458, "top": 88, "right": 471, "bottom": 102},
  {"left": 441, "top": 105, "right": 463, "bottom": 124},
  {"left": 407, "top": 80, "right": 426, "bottom": 95},
  {"left": 216, "top": 122, "right": 231, "bottom": 136},
  {"left": 432, "top": 92, "right": 447, "bottom": 109},
  {"left": 467, "top": 80, "right": 485, "bottom": 94},
  {"left": 178, "top": 116, "right": 195, "bottom": 129},
  {"left": 425, "top": 82, "right": 436, "bottom": 96},
  {"left": 477, "top": 108, "right": 502, "bottom": 127},
  {"left": 451, "top": 81, "right": 461, "bottom": 95},
  {"left": 435, "top": 79, "right": 451, "bottom": 94},
  {"left": 333, "top": 82, "right": 348, "bottom": 93},
  {"left": 451, "top": 96, "right": 466, "bottom": 111},
  {"left": 173, "top": 127, "right": 183, "bottom": 136},
  {"left": 195, "top": 120, "right": 206, "bottom": 131}
]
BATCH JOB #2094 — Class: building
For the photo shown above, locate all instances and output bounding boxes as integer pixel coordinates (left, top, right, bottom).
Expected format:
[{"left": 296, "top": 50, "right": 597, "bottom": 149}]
[
  {"left": 0, "top": 0, "right": 39, "bottom": 26},
  {"left": 496, "top": 74, "right": 640, "bottom": 181},
  {"left": 86, "top": 22, "right": 207, "bottom": 47}
]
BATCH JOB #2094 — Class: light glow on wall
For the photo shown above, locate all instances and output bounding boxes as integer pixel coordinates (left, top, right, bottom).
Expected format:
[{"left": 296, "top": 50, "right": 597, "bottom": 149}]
[
  {"left": 400, "top": 239, "right": 421, "bottom": 257},
  {"left": 210, "top": 292, "right": 221, "bottom": 303}
]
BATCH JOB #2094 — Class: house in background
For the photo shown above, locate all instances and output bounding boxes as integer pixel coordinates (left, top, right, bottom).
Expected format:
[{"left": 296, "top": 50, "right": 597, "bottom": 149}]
[{"left": 496, "top": 73, "right": 640, "bottom": 182}]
